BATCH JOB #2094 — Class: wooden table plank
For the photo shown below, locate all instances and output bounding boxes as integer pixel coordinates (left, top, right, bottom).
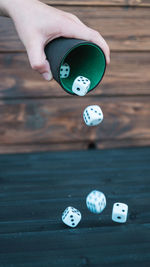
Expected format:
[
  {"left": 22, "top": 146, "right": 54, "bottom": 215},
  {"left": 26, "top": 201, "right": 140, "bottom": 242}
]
[
  {"left": 0, "top": 96, "right": 149, "bottom": 147},
  {"left": 0, "top": 138, "right": 150, "bottom": 154},
  {"left": 0, "top": 147, "right": 149, "bottom": 266},
  {"left": 38, "top": 0, "right": 150, "bottom": 7},
  {"left": 1, "top": 7, "right": 150, "bottom": 52},
  {"left": 0, "top": 229, "right": 150, "bottom": 264},
  {"left": 0, "top": 52, "right": 150, "bottom": 98}
]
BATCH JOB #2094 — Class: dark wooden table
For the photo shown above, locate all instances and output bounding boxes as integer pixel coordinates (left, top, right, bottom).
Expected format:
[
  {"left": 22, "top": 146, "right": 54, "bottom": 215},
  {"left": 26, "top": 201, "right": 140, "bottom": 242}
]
[{"left": 0, "top": 147, "right": 150, "bottom": 266}]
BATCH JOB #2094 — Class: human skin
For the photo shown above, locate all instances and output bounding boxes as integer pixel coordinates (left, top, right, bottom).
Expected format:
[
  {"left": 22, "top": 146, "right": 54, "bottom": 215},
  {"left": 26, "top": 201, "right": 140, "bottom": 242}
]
[{"left": 0, "top": 0, "right": 110, "bottom": 81}]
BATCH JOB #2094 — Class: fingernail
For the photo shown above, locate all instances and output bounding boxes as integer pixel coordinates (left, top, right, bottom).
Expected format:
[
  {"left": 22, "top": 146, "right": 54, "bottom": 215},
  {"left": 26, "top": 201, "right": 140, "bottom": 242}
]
[
  {"left": 42, "top": 72, "right": 52, "bottom": 81},
  {"left": 107, "top": 55, "right": 110, "bottom": 64},
  {"left": 106, "top": 59, "right": 110, "bottom": 65}
]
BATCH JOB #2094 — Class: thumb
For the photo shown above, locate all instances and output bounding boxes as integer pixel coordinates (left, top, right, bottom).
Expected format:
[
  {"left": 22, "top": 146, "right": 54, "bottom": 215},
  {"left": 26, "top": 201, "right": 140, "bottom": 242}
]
[{"left": 26, "top": 40, "right": 53, "bottom": 81}]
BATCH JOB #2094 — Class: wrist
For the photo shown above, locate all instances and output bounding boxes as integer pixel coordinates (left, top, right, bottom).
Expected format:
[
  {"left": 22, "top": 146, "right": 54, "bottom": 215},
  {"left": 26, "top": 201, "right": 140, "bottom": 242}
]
[
  {"left": 0, "top": 0, "right": 25, "bottom": 18},
  {"left": 0, "top": 0, "right": 39, "bottom": 18},
  {"left": 0, "top": 0, "right": 11, "bottom": 17}
]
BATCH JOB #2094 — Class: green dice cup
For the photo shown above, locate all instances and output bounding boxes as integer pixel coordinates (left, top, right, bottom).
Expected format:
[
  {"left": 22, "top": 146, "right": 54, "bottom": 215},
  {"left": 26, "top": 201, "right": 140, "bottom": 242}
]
[{"left": 44, "top": 37, "right": 106, "bottom": 95}]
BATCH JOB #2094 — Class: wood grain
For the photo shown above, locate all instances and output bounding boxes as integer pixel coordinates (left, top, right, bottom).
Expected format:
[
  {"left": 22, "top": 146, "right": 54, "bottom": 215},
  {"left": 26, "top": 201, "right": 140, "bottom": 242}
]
[
  {"left": 0, "top": 1, "right": 149, "bottom": 154},
  {"left": 43, "top": 0, "right": 150, "bottom": 7},
  {"left": 1, "top": 7, "right": 150, "bottom": 52},
  {"left": 0, "top": 147, "right": 150, "bottom": 266},
  {"left": 0, "top": 138, "right": 150, "bottom": 154},
  {"left": 0, "top": 96, "right": 149, "bottom": 149},
  {"left": 0, "top": 52, "right": 150, "bottom": 98}
]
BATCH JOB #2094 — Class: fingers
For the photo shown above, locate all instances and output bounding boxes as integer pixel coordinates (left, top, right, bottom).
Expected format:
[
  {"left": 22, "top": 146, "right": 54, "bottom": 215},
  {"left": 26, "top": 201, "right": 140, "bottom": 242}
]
[
  {"left": 90, "top": 30, "right": 110, "bottom": 65},
  {"left": 26, "top": 39, "right": 53, "bottom": 81},
  {"left": 60, "top": 17, "right": 110, "bottom": 65},
  {"left": 64, "top": 12, "right": 85, "bottom": 26}
]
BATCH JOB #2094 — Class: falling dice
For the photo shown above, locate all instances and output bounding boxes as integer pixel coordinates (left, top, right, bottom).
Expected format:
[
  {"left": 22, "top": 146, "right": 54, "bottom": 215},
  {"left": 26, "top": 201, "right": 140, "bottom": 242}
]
[
  {"left": 83, "top": 105, "right": 103, "bottom": 126},
  {"left": 72, "top": 76, "right": 91, "bottom": 96},
  {"left": 112, "top": 203, "right": 128, "bottom": 223},
  {"left": 62, "top": 206, "right": 81, "bottom": 228},
  {"left": 86, "top": 190, "right": 106, "bottom": 214},
  {"left": 60, "top": 63, "right": 70, "bottom": 78}
]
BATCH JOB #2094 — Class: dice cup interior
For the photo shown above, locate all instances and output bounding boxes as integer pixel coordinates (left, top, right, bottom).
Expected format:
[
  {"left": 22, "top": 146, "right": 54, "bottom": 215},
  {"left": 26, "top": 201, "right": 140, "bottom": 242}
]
[{"left": 44, "top": 37, "right": 106, "bottom": 95}]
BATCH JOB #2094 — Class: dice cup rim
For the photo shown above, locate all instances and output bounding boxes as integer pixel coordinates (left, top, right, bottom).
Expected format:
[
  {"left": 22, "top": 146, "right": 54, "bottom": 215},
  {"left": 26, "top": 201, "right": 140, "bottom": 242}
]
[{"left": 59, "top": 42, "right": 106, "bottom": 95}]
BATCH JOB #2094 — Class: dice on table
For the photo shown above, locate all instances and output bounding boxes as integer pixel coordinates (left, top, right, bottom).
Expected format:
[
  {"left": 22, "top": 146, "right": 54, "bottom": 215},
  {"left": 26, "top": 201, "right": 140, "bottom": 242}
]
[
  {"left": 83, "top": 105, "right": 103, "bottom": 126},
  {"left": 60, "top": 63, "right": 70, "bottom": 78},
  {"left": 112, "top": 203, "right": 128, "bottom": 223},
  {"left": 62, "top": 206, "right": 81, "bottom": 228},
  {"left": 86, "top": 190, "right": 106, "bottom": 214},
  {"left": 72, "top": 76, "right": 91, "bottom": 96}
]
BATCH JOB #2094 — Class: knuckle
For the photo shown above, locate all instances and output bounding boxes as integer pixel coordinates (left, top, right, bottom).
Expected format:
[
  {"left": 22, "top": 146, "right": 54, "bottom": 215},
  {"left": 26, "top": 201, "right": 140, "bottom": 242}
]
[
  {"left": 71, "top": 14, "right": 77, "bottom": 19},
  {"left": 93, "top": 30, "right": 100, "bottom": 38},
  {"left": 31, "top": 63, "right": 40, "bottom": 70},
  {"left": 67, "top": 12, "right": 77, "bottom": 20},
  {"left": 31, "top": 61, "right": 45, "bottom": 71}
]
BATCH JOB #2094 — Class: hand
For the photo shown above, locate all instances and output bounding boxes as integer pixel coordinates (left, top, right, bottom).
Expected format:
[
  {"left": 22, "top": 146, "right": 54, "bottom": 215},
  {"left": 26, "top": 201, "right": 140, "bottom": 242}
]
[{"left": 6, "top": 0, "right": 110, "bottom": 81}]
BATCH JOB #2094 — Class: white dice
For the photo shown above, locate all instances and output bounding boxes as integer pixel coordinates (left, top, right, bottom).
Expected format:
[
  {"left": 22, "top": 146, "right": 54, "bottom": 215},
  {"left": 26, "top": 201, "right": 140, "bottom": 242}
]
[
  {"left": 86, "top": 190, "right": 106, "bottom": 214},
  {"left": 60, "top": 63, "right": 70, "bottom": 78},
  {"left": 83, "top": 105, "right": 103, "bottom": 126},
  {"left": 72, "top": 76, "right": 91, "bottom": 96},
  {"left": 112, "top": 203, "right": 128, "bottom": 223},
  {"left": 62, "top": 206, "right": 81, "bottom": 228}
]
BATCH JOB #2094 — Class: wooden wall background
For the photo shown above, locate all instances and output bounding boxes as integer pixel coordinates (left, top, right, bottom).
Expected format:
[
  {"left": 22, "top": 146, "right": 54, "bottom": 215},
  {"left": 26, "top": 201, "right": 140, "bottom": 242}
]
[{"left": 0, "top": 0, "right": 150, "bottom": 154}]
